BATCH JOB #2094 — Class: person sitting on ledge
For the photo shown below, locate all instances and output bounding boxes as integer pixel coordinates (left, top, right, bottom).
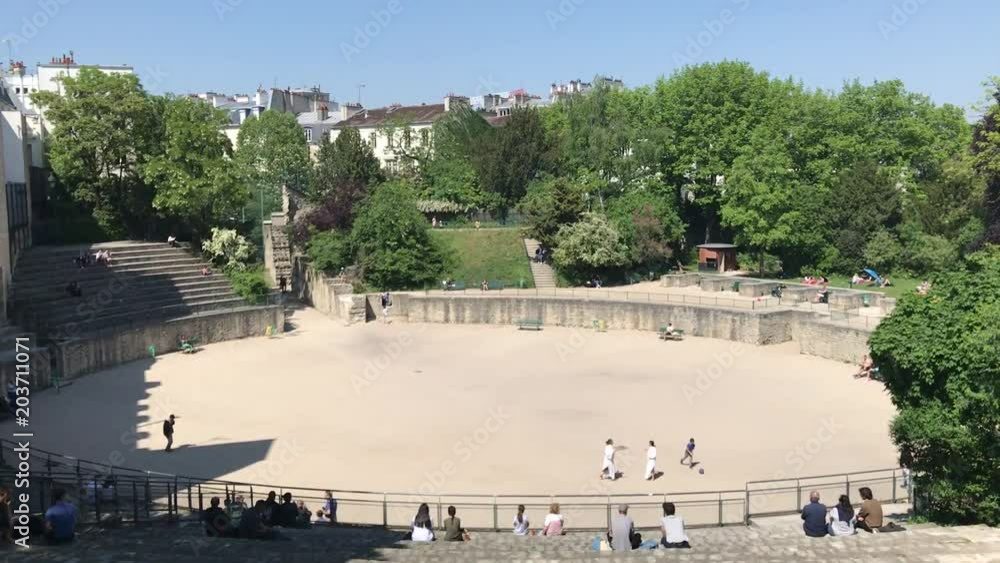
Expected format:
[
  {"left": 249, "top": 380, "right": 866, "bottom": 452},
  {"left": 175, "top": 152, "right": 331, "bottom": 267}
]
[
  {"left": 801, "top": 490, "right": 828, "bottom": 538},
  {"left": 201, "top": 266, "right": 212, "bottom": 276},
  {"left": 239, "top": 500, "right": 275, "bottom": 539},
  {"left": 203, "top": 497, "right": 231, "bottom": 537},
  {"left": 167, "top": 235, "right": 179, "bottom": 248},
  {"left": 442, "top": 505, "right": 468, "bottom": 541},
  {"left": 855, "top": 487, "right": 883, "bottom": 533},
  {"left": 411, "top": 503, "right": 434, "bottom": 542},
  {"left": 44, "top": 488, "right": 77, "bottom": 544},
  {"left": 827, "top": 494, "right": 856, "bottom": 536},
  {"left": 854, "top": 355, "right": 874, "bottom": 379},
  {"left": 542, "top": 503, "right": 565, "bottom": 536},
  {"left": 660, "top": 502, "right": 690, "bottom": 549},
  {"left": 512, "top": 504, "right": 531, "bottom": 536}
]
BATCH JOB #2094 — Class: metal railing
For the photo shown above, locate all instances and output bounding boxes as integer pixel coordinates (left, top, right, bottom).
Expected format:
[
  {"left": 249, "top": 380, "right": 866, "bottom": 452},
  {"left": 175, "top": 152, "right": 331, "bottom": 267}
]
[
  {"left": 0, "top": 440, "right": 908, "bottom": 531},
  {"left": 416, "top": 287, "right": 783, "bottom": 311}
]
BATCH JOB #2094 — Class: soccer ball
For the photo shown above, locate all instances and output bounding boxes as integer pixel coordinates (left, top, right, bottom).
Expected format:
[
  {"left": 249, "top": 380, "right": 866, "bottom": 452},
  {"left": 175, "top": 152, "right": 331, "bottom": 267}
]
[{"left": 698, "top": 468, "right": 705, "bottom": 475}]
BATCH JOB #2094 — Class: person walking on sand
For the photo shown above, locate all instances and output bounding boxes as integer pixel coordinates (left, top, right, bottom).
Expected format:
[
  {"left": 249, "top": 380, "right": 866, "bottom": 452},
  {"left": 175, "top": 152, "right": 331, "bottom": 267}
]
[
  {"left": 679, "top": 438, "right": 695, "bottom": 467},
  {"left": 599, "top": 439, "right": 617, "bottom": 480},
  {"left": 163, "top": 415, "right": 176, "bottom": 452},
  {"left": 645, "top": 440, "right": 658, "bottom": 480}
]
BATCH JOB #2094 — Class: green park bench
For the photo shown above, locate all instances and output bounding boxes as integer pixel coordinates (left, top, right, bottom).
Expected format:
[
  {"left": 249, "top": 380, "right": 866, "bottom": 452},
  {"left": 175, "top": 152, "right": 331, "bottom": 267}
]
[
  {"left": 626, "top": 272, "right": 643, "bottom": 285},
  {"left": 178, "top": 338, "right": 200, "bottom": 354},
  {"left": 444, "top": 280, "right": 466, "bottom": 291},
  {"left": 592, "top": 319, "right": 607, "bottom": 332},
  {"left": 658, "top": 326, "right": 685, "bottom": 341},
  {"left": 486, "top": 280, "right": 505, "bottom": 291},
  {"left": 516, "top": 319, "right": 543, "bottom": 331}
]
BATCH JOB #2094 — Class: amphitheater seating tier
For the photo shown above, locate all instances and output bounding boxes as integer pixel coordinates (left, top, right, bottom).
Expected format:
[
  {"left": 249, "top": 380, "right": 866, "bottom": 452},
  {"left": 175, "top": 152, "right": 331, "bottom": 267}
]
[
  {"left": 15, "top": 519, "right": 1000, "bottom": 562},
  {"left": 11, "top": 241, "right": 246, "bottom": 334}
]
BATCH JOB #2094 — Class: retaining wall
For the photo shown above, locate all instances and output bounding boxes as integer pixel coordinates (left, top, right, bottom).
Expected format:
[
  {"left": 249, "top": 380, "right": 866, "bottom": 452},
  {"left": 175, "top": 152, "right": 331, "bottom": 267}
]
[
  {"left": 394, "top": 295, "right": 873, "bottom": 362},
  {"left": 56, "top": 305, "right": 284, "bottom": 379}
]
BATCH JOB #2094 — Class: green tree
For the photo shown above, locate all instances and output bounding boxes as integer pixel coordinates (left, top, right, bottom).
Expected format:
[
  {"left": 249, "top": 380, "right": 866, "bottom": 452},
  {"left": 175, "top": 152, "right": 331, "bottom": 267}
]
[
  {"left": 552, "top": 212, "right": 629, "bottom": 282},
  {"left": 825, "top": 160, "right": 903, "bottom": 271},
  {"left": 32, "top": 67, "right": 162, "bottom": 237},
  {"left": 869, "top": 248, "right": 1000, "bottom": 525},
  {"left": 142, "top": 97, "right": 247, "bottom": 238},
  {"left": 972, "top": 78, "right": 1000, "bottom": 245},
  {"left": 351, "top": 181, "right": 446, "bottom": 289},
  {"left": 474, "top": 107, "right": 549, "bottom": 218},
  {"left": 311, "top": 128, "right": 383, "bottom": 201},
  {"left": 517, "top": 176, "right": 587, "bottom": 247},
  {"left": 235, "top": 111, "right": 311, "bottom": 219},
  {"left": 608, "top": 190, "right": 685, "bottom": 270},
  {"left": 305, "top": 229, "right": 352, "bottom": 273}
]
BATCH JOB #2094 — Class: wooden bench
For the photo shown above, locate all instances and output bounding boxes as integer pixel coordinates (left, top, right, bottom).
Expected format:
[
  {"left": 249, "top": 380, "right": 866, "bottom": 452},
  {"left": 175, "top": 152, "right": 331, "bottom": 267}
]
[
  {"left": 178, "top": 338, "right": 200, "bottom": 354},
  {"left": 658, "top": 327, "right": 685, "bottom": 341},
  {"left": 516, "top": 319, "right": 543, "bottom": 331}
]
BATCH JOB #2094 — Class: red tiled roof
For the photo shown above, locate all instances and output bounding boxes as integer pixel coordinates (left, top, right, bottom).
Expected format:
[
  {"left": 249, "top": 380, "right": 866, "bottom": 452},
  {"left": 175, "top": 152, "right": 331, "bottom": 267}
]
[{"left": 331, "top": 103, "right": 447, "bottom": 128}]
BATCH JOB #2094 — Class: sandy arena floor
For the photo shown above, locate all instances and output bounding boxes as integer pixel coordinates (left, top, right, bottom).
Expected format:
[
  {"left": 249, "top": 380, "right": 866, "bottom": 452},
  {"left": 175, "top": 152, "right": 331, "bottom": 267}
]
[{"left": 15, "top": 306, "right": 897, "bottom": 498}]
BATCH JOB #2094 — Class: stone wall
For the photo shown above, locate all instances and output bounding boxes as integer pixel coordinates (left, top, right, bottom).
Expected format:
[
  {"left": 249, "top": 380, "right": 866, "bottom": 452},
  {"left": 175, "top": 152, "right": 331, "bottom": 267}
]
[
  {"left": 293, "top": 257, "right": 365, "bottom": 323},
  {"left": 391, "top": 294, "right": 872, "bottom": 363},
  {"left": 56, "top": 305, "right": 284, "bottom": 379}
]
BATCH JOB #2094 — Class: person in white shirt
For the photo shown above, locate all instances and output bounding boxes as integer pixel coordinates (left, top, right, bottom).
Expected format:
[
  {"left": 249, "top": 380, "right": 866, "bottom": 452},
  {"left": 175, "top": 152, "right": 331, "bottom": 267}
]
[
  {"left": 645, "top": 440, "right": 658, "bottom": 480},
  {"left": 541, "top": 503, "right": 565, "bottom": 536},
  {"left": 411, "top": 503, "right": 434, "bottom": 541},
  {"left": 599, "top": 439, "right": 617, "bottom": 480},
  {"left": 827, "top": 494, "right": 857, "bottom": 536},
  {"left": 512, "top": 504, "right": 531, "bottom": 536},
  {"left": 659, "top": 502, "right": 690, "bottom": 548},
  {"left": 666, "top": 323, "right": 675, "bottom": 335}
]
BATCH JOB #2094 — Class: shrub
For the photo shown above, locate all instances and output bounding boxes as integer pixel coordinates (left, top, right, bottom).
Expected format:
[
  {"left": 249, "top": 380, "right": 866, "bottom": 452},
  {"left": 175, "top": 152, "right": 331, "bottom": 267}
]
[
  {"left": 305, "top": 229, "right": 352, "bottom": 274},
  {"left": 227, "top": 267, "right": 271, "bottom": 304},
  {"left": 202, "top": 227, "right": 254, "bottom": 271},
  {"left": 552, "top": 212, "right": 629, "bottom": 282}
]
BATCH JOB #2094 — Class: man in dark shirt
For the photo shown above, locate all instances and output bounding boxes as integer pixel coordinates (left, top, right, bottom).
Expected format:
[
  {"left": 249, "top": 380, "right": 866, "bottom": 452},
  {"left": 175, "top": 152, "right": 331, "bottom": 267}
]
[
  {"left": 801, "top": 491, "right": 828, "bottom": 537},
  {"left": 203, "top": 497, "right": 230, "bottom": 537},
  {"left": 262, "top": 491, "right": 279, "bottom": 525},
  {"left": 163, "top": 415, "right": 176, "bottom": 452},
  {"left": 273, "top": 493, "right": 299, "bottom": 527}
]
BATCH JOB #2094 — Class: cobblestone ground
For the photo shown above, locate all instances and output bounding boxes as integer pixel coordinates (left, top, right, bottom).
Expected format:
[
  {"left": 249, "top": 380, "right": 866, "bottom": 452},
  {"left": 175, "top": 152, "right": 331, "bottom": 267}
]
[{"left": 3, "top": 519, "right": 999, "bottom": 562}]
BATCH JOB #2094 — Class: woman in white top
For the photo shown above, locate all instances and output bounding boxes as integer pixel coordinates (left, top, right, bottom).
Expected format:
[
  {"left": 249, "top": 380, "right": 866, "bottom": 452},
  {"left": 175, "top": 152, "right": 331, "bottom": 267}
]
[
  {"left": 660, "top": 502, "right": 690, "bottom": 548},
  {"left": 411, "top": 503, "right": 435, "bottom": 541},
  {"left": 541, "top": 502, "right": 565, "bottom": 536},
  {"left": 645, "top": 440, "right": 658, "bottom": 480},
  {"left": 512, "top": 504, "right": 530, "bottom": 535},
  {"left": 599, "top": 438, "right": 617, "bottom": 480},
  {"left": 827, "top": 494, "right": 857, "bottom": 536}
]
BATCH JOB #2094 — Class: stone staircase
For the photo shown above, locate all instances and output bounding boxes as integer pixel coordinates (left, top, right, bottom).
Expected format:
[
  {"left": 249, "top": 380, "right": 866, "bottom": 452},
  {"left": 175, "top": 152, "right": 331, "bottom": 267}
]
[
  {"left": 270, "top": 228, "right": 292, "bottom": 285},
  {"left": 16, "top": 518, "right": 1000, "bottom": 562},
  {"left": 523, "top": 238, "right": 556, "bottom": 289},
  {"left": 10, "top": 241, "right": 246, "bottom": 335}
]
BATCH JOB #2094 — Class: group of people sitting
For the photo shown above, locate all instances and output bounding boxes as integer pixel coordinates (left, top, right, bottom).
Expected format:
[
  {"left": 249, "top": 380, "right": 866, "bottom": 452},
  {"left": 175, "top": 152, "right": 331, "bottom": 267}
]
[
  {"left": 801, "top": 488, "right": 894, "bottom": 537},
  {"left": 409, "top": 501, "right": 691, "bottom": 551},
  {"left": 0, "top": 487, "right": 77, "bottom": 545},
  {"left": 851, "top": 272, "right": 893, "bottom": 288},
  {"left": 73, "top": 249, "right": 112, "bottom": 269},
  {"left": 533, "top": 246, "right": 550, "bottom": 263},
  {"left": 202, "top": 490, "right": 335, "bottom": 540},
  {"left": 853, "top": 354, "right": 878, "bottom": 379}
]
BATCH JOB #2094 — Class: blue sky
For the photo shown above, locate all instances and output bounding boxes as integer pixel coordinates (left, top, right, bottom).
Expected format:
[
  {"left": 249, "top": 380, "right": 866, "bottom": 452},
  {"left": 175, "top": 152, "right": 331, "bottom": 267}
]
[{"left": 3, "top": 0, "right": 997, "bottom": 112}]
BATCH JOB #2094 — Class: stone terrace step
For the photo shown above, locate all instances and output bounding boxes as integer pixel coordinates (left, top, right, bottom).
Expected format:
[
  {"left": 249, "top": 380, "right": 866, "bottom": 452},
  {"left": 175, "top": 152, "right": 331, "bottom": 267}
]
[
  {"left": 17, "top": 520, "right": 1000, "bottom": 562},
  {"left": 33, "top": 289, "right": 240, "bottom": 326}
]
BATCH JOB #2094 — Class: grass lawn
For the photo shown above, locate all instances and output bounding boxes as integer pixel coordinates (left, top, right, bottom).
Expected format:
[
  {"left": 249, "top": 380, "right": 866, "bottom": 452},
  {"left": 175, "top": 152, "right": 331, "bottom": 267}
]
[
  {"left": 820, "top": 274, "right": 921, "bottom": 299},
  {"left": 429, "top": 229, "right": 535, "bottom": 288}
]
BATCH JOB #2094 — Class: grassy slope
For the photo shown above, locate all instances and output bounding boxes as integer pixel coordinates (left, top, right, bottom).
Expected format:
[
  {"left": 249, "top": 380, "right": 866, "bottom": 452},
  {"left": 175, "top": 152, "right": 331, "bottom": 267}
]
[{"left": 429, "top": 228, "right": 535, "bottom": 288}]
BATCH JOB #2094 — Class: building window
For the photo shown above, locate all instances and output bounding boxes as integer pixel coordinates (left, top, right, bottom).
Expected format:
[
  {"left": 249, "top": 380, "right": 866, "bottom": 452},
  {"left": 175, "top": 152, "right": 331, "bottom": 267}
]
[
  {"left": 369, "top": 132, "right": 377, "bottom": 148},
  {"left": 386, "top": 131, "right": 394, "bottom": 149},
  {"left": 304, "top": 128, "right": 312, "bottom": 142},
  {"left": 420, "top": 129, "right": 430, "bottom": 146},
  {"left": 403, "top": 128, "right": 412, "bottom": 149}
]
